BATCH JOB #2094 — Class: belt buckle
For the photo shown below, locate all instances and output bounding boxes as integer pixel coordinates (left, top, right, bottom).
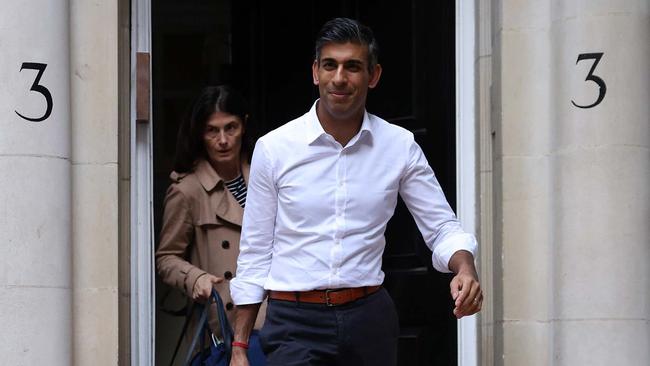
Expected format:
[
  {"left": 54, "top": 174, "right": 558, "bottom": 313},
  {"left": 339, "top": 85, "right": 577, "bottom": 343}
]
[{"left": 324, "top": 289, "right": 340, "bottom": 307}]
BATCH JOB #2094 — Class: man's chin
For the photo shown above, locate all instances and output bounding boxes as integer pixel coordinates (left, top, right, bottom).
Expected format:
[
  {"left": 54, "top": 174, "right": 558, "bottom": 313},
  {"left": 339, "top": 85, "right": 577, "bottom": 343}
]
[
  {"left": 323, "top": 99, "right": 350, "bottom": 112},
  {"left": 327, "top": 103, "right": 363, "bottom": 119}
]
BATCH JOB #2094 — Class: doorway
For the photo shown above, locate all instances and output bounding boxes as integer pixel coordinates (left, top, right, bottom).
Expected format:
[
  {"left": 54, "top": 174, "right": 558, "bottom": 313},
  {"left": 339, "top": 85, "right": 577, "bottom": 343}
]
[{"left": 151, "top": 1, "right": 458, "bottom": 365}]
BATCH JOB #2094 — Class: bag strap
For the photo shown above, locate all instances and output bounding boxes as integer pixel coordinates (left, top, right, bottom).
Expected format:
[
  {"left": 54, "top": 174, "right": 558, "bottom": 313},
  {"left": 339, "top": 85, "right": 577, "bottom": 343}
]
[
  {"left": 211, "top": 288, "right": 234, "bottom": 356},
  {"left": 177, "top": 290, "right": 234, "bottom": 366}
]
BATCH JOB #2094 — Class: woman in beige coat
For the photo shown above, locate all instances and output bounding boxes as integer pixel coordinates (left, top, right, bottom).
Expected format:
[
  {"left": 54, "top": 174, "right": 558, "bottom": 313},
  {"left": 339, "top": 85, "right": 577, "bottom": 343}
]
[{"left": 155, "top": 85, "right": 265, "bottom": 347}]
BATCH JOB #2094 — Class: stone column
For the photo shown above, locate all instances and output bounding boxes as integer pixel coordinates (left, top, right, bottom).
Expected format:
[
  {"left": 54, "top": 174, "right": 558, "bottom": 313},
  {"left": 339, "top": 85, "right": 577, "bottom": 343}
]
[
  {"left": 0, "top": 1, "right": 72, "bottom": 365},
  {"left": 549, "top": 1, "right": 650, "bottom": 364},
  {"left": 492, "top": 0, "right": 649, "bottom": 365},
  {"left": 70, "top": 0, "right": 120, "bottom": 365},
  {"left": 492, "top": 1, "right": 556, "bottom": 364}
]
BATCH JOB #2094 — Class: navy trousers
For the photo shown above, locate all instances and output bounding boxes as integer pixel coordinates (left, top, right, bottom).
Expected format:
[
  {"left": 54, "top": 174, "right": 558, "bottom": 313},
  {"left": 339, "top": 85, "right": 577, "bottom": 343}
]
[{"left": 259, "top": 287, "right": 399, "bottom": 366}]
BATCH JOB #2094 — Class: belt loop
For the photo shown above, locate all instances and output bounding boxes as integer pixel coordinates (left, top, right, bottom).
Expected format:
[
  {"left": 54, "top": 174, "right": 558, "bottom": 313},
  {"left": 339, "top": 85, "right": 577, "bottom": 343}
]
[
  {"left": 294, "top": 291, "right": 300, "bottom": 304},
  {"left": 363, "top": 286, "right": 368, "bottom": 296}
]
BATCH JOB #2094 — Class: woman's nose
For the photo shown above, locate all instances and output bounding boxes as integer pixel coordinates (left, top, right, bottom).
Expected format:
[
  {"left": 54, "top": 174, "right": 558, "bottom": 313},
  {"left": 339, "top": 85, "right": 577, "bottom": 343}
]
[{"left": 217, "top": 131, "right": 228, "bottom": 145}]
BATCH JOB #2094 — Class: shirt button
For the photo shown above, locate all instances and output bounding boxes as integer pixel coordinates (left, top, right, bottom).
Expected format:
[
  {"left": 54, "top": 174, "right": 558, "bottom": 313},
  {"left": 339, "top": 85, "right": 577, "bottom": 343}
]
[
  {"left": 221, "top": 240, "right": 230, "bottom": 249},
  {"left": 226, "top": 302, "right": 234, "bottom": 311},
  {"left": 224, "top": 271, "right": 233, "bottom": 280}
]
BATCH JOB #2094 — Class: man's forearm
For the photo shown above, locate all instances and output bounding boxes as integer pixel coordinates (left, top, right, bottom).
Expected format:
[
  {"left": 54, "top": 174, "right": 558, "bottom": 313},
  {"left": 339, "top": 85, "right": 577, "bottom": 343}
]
[{"left": 233, "top": 303, "right": 261, "bottom": 343}]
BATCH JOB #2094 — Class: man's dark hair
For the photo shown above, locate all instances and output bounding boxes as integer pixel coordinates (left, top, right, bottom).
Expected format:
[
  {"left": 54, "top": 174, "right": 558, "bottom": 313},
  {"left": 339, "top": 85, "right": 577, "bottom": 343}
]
[
  {"left": 314, "top": 17, "right": 379, "bottom": 72},
  {"left": 173, "top": 85, "right": 254, "bottom": 173}
]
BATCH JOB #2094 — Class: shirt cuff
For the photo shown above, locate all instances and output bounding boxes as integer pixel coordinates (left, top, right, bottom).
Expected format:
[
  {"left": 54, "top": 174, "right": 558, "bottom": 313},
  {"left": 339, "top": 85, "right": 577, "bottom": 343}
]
[
  {"left": 432, "top": 232, "right": 478, "bottom": 273},
  {"left": 230, "top": 277, "right": 266, "bottom": 305}
]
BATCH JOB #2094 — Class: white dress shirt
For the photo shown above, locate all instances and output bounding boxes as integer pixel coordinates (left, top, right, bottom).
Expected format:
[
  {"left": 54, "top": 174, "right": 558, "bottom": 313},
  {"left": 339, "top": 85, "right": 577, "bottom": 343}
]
[{"left": 231, "top": 101, "right": 477, "bottom": 305}]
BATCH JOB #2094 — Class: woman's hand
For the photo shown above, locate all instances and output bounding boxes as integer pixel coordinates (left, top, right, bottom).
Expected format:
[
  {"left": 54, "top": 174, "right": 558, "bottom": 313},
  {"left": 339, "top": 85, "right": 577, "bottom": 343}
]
[{"left": 192, "top": 274, "right": 224, "bottom": 302}]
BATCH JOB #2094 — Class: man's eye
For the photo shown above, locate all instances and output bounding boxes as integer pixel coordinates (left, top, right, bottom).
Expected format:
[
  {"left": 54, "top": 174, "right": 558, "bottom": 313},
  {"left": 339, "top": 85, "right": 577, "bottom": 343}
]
[
  {"left": 322, "top": 62, "right": 336, "bottom": 70},
  {"left": 346, "top": 64, "right": 362, "bottom": 72}
]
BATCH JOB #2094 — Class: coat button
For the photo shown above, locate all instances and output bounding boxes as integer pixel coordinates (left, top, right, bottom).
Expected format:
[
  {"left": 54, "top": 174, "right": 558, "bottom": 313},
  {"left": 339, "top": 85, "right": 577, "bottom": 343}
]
[
  {"left": 221, "top": 240, "right": 230, "bottom": 249},
  {"left": 226, "top": 302, "right": 234, "bottom": 311},
  {"left": 224, "top": 271, "right": 233, "bottom": 280}
]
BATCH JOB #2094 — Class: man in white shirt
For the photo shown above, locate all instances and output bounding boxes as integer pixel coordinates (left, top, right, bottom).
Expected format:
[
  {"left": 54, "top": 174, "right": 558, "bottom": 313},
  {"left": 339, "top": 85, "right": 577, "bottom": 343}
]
[{"left": 230, "top": 17, "right": 482, "bottom": 366}]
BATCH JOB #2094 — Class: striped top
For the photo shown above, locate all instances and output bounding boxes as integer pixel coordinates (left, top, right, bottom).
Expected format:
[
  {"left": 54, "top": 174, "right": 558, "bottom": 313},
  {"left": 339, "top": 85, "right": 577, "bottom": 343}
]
[{"left": 224, "top": 174, "right": 247, "bottom": 208}]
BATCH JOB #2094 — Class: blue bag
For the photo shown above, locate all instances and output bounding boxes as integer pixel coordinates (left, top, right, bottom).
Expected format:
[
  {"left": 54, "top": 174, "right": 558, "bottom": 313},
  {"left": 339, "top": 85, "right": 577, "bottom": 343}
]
[{"left": 170, "top": 289, "right": 266, "bottom": 366}]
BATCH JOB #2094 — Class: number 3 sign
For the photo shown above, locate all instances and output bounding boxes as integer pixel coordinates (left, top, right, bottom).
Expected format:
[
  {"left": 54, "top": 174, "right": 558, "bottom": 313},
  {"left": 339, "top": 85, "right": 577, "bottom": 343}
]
[
  {"left": 15, "top": 62, "right": 53, "bottom": 122},
  {"left": 572, "top": 52, "right": 606, "bottom": 109}
]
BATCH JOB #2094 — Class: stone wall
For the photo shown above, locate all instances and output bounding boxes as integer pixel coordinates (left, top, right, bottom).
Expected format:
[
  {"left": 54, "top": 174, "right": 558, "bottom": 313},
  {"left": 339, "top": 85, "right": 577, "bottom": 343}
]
[{"left": 489, "top": 1, "right": 650, "bottom": 364}]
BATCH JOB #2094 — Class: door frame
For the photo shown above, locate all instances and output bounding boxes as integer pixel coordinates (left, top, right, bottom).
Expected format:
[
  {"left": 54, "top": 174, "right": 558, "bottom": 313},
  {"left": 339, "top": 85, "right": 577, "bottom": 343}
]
[
  {"left": 455, "top": 0, "right": 479, "bottom": 365},
  {"left": 127, "top": 1, "right": 480, "bottom": 365},
  {"left": 130, "top": 0, "right": 155, "bottom": 365}
]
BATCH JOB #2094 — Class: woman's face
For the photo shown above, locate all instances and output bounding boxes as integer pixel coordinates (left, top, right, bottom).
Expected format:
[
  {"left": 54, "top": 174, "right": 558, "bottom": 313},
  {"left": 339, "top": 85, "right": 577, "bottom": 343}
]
[{"left": 202, "top": 111, "right": 245, "bottom": 167}]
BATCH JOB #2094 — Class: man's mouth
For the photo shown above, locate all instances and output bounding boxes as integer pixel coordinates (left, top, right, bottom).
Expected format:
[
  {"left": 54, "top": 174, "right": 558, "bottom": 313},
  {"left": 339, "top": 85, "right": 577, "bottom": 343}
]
[{"left": 329, "top": 90, "right": 351, "bottom": 98}]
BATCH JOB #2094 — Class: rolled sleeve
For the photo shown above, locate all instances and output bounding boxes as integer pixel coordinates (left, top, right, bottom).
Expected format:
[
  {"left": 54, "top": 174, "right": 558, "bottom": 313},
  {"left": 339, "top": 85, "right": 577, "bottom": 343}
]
[
  {"left": 231, "top": 139, "right": 277, "bottom": 305},
  {"left": 398, "top": 136, "right": 478, "bottom": 273},
  {"left": 431, "top": 227, "right": 477, "bottom": 273}
]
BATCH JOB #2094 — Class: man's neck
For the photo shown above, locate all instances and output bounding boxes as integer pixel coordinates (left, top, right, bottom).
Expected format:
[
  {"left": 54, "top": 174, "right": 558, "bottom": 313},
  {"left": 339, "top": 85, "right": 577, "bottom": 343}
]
[{"left": 316, "top": 106, "right": 364, "bottom": 147}]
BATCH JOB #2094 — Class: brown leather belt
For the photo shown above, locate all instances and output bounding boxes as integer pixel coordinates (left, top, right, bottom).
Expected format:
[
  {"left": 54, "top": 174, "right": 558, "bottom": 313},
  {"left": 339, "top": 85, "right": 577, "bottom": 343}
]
[{"left": 268, "top": 285, "right": 381, "bottom": 306}]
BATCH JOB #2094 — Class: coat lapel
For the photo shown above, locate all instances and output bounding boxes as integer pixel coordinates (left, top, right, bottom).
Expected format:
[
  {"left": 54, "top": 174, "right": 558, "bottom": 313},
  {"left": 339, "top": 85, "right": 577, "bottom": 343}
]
[
  {"left": 214, "top": 190, "right": 243, "bottom": 227},
  {"left": 195, "top": 159, "right": 249, "bottom": 227}
]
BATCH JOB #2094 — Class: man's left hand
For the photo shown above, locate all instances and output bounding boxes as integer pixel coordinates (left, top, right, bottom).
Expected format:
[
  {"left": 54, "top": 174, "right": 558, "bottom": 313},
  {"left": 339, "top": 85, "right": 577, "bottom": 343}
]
[{"left": 448, "top": 250, "right": 483, "bottom": 319}]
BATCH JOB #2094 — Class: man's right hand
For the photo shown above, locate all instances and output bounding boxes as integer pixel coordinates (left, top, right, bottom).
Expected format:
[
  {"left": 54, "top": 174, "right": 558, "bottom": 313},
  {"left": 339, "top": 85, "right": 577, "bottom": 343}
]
[
  {"left": 192, "top": 273, "right": 224, "bottom": 302},
  {"left": 230, "top": 347, "right": 249, "bottom": 366}
]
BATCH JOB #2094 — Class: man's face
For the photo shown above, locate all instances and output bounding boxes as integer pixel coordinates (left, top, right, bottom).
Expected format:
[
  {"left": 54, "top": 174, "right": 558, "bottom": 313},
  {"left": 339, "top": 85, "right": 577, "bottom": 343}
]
[
  {"left": 202, "top": 111, "right": 244, "bottom": 167},
  {"left": 312, "top": 42, "right": 381, "bottom": 122}
]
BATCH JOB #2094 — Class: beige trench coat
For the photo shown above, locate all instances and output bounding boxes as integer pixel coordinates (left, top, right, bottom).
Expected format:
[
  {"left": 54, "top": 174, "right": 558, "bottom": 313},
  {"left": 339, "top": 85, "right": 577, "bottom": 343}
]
[{"left": 155, "top": 158, "right": 265, "bottom": 339}]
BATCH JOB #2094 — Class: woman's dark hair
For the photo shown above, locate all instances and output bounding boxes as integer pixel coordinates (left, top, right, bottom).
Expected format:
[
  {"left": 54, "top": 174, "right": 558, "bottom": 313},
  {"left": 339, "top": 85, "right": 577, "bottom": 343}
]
[
  {"left": 173, "top": 85, "right": 253, "bottom": 173},
  {"left": 314, "top": 17, "right": 379, "bottom": 72}
]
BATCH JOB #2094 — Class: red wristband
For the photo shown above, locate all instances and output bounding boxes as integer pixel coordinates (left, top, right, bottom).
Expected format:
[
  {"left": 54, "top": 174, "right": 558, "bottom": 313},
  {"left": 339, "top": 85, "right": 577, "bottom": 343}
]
[{"left": 232, "top": 341, "right": 249, "bottom": 349}]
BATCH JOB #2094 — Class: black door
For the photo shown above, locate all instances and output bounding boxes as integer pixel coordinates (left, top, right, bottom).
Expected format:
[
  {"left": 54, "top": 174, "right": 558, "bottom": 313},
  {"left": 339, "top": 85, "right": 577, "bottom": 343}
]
[{"left": 153, "top": 1, "right": 457, "bottom": 365}]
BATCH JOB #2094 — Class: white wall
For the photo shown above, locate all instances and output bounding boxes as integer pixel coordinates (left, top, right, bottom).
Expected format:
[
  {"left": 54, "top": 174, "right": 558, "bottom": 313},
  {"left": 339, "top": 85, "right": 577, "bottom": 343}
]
[
  {"left": 491, "top": 0, "right": 650, "bottom": 364},
  {"left": 70, "top": 0, "right": 120, "bottom": 364},
  {"left": 0, "top": 1, "right": 121, "bottom": 364},
  {"left": 0, "top": 0, "right": 72, "bottom": 364}
]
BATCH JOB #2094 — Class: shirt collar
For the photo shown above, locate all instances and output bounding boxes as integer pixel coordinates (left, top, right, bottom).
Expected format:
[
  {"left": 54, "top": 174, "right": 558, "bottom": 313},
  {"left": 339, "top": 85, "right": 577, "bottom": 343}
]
[{"left": 305, "top": 99, "right": 374, "bottom": 146}]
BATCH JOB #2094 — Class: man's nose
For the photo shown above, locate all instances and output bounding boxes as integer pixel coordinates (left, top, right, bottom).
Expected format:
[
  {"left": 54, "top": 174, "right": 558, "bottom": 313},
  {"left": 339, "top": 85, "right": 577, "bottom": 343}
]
[{"left": 333, "top": 66, "right": 347, "bottom": 84}]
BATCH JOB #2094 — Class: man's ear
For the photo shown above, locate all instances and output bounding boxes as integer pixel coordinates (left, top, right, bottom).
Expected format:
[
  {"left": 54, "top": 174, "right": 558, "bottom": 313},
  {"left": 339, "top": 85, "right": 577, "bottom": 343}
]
[
  {"left": 312, "top": 59, "right": 320, "bottom": 85},
  {"left": 368, "top": 64, "right": 382, "bottom": 89}
]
